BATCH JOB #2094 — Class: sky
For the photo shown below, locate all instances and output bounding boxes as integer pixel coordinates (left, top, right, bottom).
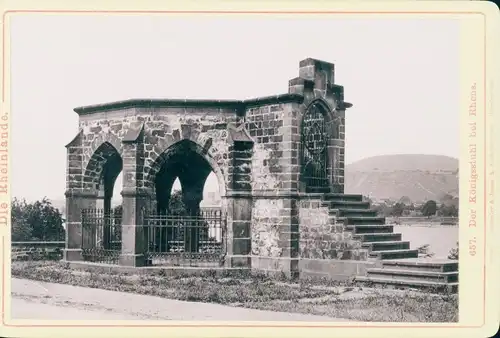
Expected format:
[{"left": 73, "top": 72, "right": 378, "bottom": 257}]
[{"left": 10, "top": 14, "right": 460, "bottom": 202}]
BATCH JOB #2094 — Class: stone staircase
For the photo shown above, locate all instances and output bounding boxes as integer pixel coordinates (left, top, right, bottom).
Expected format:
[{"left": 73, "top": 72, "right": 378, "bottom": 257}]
[
  {"left": 356, "top": 259, "right": 459, "bottom": 293},
  {"left": 318, "top": 192, "right": 458, "bottom": 293}
]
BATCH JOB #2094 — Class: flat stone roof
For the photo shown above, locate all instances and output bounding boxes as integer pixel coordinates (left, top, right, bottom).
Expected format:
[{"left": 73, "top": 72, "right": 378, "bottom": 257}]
[{"left": 73, "top": 93, "right": 305, "bottom": 116}]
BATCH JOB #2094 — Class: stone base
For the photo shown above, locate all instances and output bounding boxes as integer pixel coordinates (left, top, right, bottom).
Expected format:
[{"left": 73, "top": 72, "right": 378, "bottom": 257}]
[
  {"left": 251, "top": 256, "right": 299, "bottom": 279},
  {"left": 298, "top": 258, "right": 381, "bottom": 281},
  {"left": 119, "top": 254, "right": 146, "bottom": 267},
  {"left": 224, "top": 255, "right": 251, "bottom": 268},
  {"left": 64, "top": 261, "right": 251, "bottom": 277},
  {"left": 63, "top": 249, "right": 83, "bottom": 261}
]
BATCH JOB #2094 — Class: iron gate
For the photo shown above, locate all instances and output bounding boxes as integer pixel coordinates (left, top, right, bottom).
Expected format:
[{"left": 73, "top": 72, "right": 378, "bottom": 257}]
[
  {"left": 81, "top": 208, "right": 122, "bottom": 264},
  {"left": 300, "top": 103, "right": 328, "bottom": 190},
  {"left": 142, "top": 208, "right": 226, "bottom": 267}
]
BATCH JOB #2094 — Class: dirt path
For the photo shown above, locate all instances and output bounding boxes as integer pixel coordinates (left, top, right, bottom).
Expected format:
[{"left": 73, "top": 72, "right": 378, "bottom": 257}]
[{"left": 11, "top": 278, "right": 350, "bottom": 321}]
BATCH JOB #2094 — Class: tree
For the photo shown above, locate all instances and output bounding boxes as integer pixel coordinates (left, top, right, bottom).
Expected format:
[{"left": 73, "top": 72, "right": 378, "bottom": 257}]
[
  {"left": 112, "top": 204, "right": 122, "bottom": 221},
  {"left": 362, "top": 195, "right": 372, "bottom": 204},
  {"left": 373, "top": 203, "right": 391, "bottom": 217},
  {"left": 438, "top": 203, "right": 459, "bottom": 217},
  {"left": 448, "top": 242, "right": 459, "bottom": 260},
  {"left": 417, "top": 244, "right": 435, "bottom": 258},
  {"left": 11, "top": 197, "right": 65, "bottom": 241},
  {"left": 398, "top": 196, "right": 412, "bottom": 205},
  {"left": 11, "top": 199, "right": 32, "bottom": 242},
  {"left": 421, "top": 200, "right": 437, "bottom": 217},
  {"left": 390, "top": 202, "right": 405, "bottom": 217},
  {"left": 168, "top": 190, "right": 187, "bottom": 215}
]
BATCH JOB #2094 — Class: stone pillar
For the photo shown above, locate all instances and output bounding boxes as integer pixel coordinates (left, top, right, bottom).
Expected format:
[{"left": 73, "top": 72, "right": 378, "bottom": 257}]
[
  {"left": 329, "top": 138, "right": 344, "bottom": 193},
  {"left": 181, "top": 184, "right": 204, "bottom": 253},
  {"left": 337, "top": 116, "right": 346, "bottom": 193},
  {"left": 276, "top": 103, "right": 301, "bottom": 279},
  {"left": 63, "top": 190, "right": 99, "bottom": 261},
  {"left": 225, "top": 131, "right": 254, "bottom": 268},
  {"left": 63, "top": 130, "right": 101, "bottom": 261},
  {"left": 330, "top": 86, "right": 348, "bottom": 194},
  {"left": 290, "top": 58, "right": 352, "bottom": 194},
  {"left": 298, "top": 58, "right": 335, "bottom": 94},
  {"left": 119, "top": 123, "right": 149, "bottom": 267},
  {"left": 120, "top": 188, "right": 150, "bottom": 266}
]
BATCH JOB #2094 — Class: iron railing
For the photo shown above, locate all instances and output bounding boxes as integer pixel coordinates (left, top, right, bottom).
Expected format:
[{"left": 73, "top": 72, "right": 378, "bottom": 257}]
[
  {"left": 143, "top": 208, "right": 226, "bottom": 267},
  {"left": 81, "top": 209, "right": 122, "bottom": 264}
]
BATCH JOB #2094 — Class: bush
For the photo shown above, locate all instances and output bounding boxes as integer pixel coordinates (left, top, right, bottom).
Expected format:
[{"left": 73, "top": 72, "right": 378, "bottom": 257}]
[
  {"left": 417, "top": 244, "right": 435, "bottom": 258},
  {"left": 421, "top": 200, "right": 437, "bottom": 217},
  {"left": 448, "top": 242, "right": 459, "bottom": 260},
  {"left": 390, "top": 203, "right": 405, "bottom": 217},
  {"left": 11, "top": 197, "right": 65, "bottom": 241},
  {"left": 438, "top": 204, "right": 459, "bottom": 217}
]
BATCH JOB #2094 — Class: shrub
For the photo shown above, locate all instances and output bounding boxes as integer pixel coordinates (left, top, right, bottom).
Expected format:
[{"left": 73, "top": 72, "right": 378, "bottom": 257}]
[
  {"left": 11, "top": 197, "right": 65, "bottom": 241},
  {"left": 448, "top": 242, "right": 459, "bottom": 260},
  {"left": 421, "top": 200, "right": 437, "bottom": 217},
  {"left": 417, "top": 244, "right": 435, "bottom": 258}
]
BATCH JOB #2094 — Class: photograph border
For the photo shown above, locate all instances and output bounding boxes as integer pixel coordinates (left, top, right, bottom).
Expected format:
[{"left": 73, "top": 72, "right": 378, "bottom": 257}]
[{"left": 0, "top": 1, "right": 498, "bottom": 337}]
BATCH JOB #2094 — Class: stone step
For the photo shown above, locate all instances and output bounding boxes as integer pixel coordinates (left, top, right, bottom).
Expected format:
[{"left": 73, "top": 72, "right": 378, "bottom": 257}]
[
  {"left": 369, "top": 249, "right": 419, "bottom": 260},
  {"left": 381, "top": 258, "right": 459, "bottom": 273},
  {"left": 323, "top": 200, "right": 371, "bottom": 210},
  {"left": 344, "top": 216, "right": 386, "bottom": 225},
  {"left": 337, "top": 209, "right": 378, "bottom": 217},
  {"left": 354, "top": 233, "right": 403, "bottom": 242},
  {"left": 346, "top": 224, "right": 394, "bottom": 234},
  {"left": 362, "top": 241, "right": 410, "bottom": 252},
  {"left": 321, "top": 193, "right": 364, "bottom": 202},
  {"left": 366, "top": 268, "right": 458, "bottom": 283},
  {"left": 355, "top": 276, "right": 458, "bottom": 294},
  {"left": 306, "top": 186, "right": 331, "bottom": 193}
]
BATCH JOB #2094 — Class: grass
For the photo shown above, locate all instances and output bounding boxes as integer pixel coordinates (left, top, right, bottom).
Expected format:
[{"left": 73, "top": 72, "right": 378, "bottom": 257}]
[{"left": 11, "top": 260, "right": 458, "bottom": 322}]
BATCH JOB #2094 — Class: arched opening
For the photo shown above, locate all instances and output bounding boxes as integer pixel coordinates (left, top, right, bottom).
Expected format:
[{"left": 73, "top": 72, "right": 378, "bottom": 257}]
[
  {"left": 82, "top": 142, "right": 123, "bottom": 261},
  {"left": 168, "top": 178, "right": 183, "bottom": 214},
  {"left": 112, "top": 172, "right": 123, "bottom": 209},
  {"left": 200, "top": 172, "right": 222, "bottom": 242},
  {"left": 144, "top": 140, "right": 225, "bottom": 266},
  {"left": 200, "top": 172, "right": 222, "bottom": 208},
  {"left": 300, "top": 102, "right": 329, "bottom": 192}
]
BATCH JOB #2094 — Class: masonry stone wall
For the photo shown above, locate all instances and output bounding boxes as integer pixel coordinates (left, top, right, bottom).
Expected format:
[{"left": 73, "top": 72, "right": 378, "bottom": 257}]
[
  {"left": 251, "top": 199, "right": 283, "bottom": 258},
  {"left": 245, "top": 102, "right": 298, "bottom": 192},
  {"left": 68, "top": 106, "right": 239, "bottom": 199},
  {"left": 299, "top": 198, "right": 367, "bottom": 261}
]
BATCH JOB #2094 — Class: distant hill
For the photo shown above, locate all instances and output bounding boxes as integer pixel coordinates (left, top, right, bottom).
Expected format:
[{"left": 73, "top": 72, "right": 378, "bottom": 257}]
[{"left": 345, "top": 154, "right": 459, "bottom": 203}]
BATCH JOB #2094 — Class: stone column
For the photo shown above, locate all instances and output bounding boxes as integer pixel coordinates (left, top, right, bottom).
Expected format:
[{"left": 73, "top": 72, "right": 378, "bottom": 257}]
[
  {"left": 63, "top": 130, "right": 101, "bottom": 261},
  {"left": 328, "top": 138, "right": 344, "bottom": 193},
  {"left": 119, "top": 123, "right": 149, "bottom": 267},
  {"left": 337, "top": 116, "right": 346, "bottom": 193},
  {"left": 276, "top": 103, "right": 301, "bottom": 279},
  {"left": 181, "top": 185, "right": 204, "bottom": 253},
  {"left": 330, "top": 86, "right": 348, "bottom": 194},
  {"left": 225, "top": 127, "right": 254, "bottom": 268},
  {"left": 63, "top": 190, "right": 99, "bottom": 261}
]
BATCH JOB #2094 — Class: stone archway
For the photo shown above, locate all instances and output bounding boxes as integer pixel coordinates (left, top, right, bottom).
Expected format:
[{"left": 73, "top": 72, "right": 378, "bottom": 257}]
[
  {"left": 143, "top": 139, "right": 227, "bottom": 265},
  {"left": 83, "top": 141, "right": 123, "bottom": 213},
  {"left": 81, "top": 141, "right": 123, "bottom": 261}
]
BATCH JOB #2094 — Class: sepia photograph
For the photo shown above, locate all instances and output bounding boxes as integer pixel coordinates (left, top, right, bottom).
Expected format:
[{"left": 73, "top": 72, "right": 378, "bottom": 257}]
[{"left": 6, "top": 5, "right": 469, "bottom": 326}]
